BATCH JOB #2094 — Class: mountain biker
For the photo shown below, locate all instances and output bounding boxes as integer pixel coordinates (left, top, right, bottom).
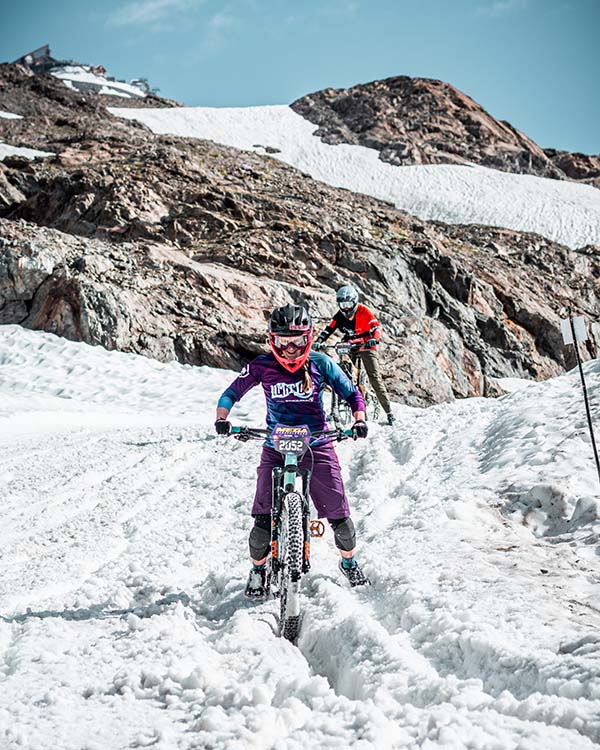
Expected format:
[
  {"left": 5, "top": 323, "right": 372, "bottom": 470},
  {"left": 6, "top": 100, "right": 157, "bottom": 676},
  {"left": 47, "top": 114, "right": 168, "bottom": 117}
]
[
  {"left": 313, "top": 284, "right": 395, "bottom": 425},
  {"left": 215, "top": 303, "right": 370, "bottom": 598}
]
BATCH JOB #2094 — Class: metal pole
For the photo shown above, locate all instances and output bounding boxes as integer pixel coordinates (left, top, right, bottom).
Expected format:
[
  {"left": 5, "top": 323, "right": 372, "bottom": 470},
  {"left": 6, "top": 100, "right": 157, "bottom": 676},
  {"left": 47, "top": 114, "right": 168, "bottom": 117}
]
[{"left": 569, "top": 313, "right": 600, "bottom": 487}]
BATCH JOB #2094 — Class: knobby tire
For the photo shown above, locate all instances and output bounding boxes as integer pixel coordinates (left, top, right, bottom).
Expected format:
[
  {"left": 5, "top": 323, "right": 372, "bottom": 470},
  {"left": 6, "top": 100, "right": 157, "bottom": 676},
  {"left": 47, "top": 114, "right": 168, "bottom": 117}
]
[
  {"left": 279, "top": 491, "right": 303, "bottom": 643},
  {"left": 331, "top": 390, "right": 353, "bottom": 429},
  {"left": 331, "top": 360, "right": 380, "bottom": 426}
]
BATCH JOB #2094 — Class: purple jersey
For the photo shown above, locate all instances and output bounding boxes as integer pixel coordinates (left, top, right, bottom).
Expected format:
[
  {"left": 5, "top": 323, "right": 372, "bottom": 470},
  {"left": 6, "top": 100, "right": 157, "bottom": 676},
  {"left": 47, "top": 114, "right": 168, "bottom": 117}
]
[{"left": 218, "top": 352, "right": 364, "bottom": 434}]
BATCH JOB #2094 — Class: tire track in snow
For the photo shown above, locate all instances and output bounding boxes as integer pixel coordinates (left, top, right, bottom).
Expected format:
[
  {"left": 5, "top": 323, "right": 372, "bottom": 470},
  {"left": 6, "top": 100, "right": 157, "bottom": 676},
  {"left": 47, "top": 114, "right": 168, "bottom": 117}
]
[
  {"left": 297, "top": 577, "right": 599, "bottom": 749},
  {"left": 335, "top": 405, "right": 600, "bottom": 745},
  {"left": 0, "top": 427, "right": 212, "bottom": 615}
]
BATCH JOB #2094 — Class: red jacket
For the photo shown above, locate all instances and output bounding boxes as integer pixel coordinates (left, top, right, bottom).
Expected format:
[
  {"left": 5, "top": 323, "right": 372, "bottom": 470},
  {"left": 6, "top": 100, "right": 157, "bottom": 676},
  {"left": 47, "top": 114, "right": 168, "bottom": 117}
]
[{"left": 317, "top": 303, "right": 382, "bottom": 351}]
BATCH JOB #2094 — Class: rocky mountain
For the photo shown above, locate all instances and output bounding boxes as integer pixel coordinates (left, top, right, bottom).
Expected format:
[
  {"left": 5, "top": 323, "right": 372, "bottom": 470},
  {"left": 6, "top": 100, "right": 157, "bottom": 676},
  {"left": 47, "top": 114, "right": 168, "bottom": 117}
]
[
  {"left": 543, "top": 148, "right": 600, "bottom": 186},
  {"left": 292, "top": 76, "right": 600, "bottom": 187},
  {"left": 0, "top": 63, "right": 598, "bottom": 406}
]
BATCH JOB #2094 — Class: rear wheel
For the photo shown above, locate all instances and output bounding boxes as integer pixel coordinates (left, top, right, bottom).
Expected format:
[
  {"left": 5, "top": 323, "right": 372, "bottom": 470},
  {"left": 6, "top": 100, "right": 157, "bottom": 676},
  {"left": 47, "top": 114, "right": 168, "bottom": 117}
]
[{"left": 279, "top": 491, "right": 303, "bottom": 643}]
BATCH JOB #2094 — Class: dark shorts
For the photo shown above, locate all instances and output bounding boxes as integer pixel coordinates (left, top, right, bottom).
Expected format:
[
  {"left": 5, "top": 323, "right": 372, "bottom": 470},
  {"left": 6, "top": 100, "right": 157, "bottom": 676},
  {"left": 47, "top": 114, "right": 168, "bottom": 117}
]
[{"left": 252, "top": 445, "right": 350, "bottom": 519}]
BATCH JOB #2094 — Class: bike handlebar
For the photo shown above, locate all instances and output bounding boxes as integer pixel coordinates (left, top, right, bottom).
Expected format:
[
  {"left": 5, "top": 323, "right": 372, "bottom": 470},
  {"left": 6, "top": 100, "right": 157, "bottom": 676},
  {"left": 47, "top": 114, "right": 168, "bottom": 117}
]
[
  {"left": 230, "top": 426, "right": 353, "bottom": 445},
  {"left": 321, "top": 340, "right": 367, "bottom": 352}
]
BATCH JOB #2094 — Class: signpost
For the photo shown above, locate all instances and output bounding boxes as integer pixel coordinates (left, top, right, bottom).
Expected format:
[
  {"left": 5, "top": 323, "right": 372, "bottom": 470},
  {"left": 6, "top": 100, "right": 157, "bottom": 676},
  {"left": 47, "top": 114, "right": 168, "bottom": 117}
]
[{"left": 560, "top": 313, "right": 600, "bottom": 487}]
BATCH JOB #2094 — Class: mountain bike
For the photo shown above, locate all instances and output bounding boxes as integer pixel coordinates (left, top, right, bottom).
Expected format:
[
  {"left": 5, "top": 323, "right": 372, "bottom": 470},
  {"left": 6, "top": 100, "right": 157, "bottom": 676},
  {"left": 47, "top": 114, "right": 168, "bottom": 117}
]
[
  {"left": 230, "top": 423, "right": 352, "bottom": 643},
  {"left": 325, "top": 341, "right": 381, "bottom": 428}
]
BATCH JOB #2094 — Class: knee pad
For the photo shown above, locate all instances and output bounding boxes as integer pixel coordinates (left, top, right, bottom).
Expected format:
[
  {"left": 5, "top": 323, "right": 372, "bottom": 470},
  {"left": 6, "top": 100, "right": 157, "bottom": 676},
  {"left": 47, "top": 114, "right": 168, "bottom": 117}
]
[
  {"left": 249, "top": 514, "right": 271, "bottom": 560},
  {"left": 329, "top": 517, "right": 356, "bottom": 552}
]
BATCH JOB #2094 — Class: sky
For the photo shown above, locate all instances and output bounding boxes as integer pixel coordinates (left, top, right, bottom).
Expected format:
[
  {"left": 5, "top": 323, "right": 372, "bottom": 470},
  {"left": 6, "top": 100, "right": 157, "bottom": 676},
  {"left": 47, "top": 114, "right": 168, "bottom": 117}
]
[{"left": 1, "top": 0, "right": 599, "bottom": 154}]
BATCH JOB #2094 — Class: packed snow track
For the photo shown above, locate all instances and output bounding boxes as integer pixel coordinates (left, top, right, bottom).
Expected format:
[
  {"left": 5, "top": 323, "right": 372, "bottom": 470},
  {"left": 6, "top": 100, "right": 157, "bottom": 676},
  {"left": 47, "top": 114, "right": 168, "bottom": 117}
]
[{"left": 1, "top": 326, "right": 600, "bottom": 749}]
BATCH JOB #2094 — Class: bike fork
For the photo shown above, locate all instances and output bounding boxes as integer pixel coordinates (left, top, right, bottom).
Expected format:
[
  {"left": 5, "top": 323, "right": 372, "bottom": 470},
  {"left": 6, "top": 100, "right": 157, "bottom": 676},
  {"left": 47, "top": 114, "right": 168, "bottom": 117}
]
[
  {"left": 300, "top": 469, "right": 311, "bottom": 574},
  {"left": 270, "top": 467, "right": 283, "bottom": 590}
]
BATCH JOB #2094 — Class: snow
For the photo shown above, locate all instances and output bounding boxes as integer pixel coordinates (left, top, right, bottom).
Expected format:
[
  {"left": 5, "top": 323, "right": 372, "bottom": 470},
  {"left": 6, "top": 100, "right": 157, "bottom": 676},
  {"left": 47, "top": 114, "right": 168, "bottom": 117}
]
[
  {"left": 108, "top": 104, "right": 600, "bottom": 250},
  {"left": 0, "top": 142, "right": 54, "bottom": 161},
  {"left": 0, "top": 110, "right": 23, "bottom": 120},
  {"left": 1, "top": 324, "right": 600, "bottom": 749},
  {"left": 496, "top": 377, "right": 536, "bottom": 393},
  {"left": 52, "top": 66, "right": 147, "bottom": 99}
]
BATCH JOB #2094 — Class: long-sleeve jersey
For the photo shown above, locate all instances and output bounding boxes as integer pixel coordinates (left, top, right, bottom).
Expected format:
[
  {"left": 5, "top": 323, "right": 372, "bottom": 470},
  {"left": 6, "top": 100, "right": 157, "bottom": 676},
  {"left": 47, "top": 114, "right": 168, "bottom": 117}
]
[
  {"left": 316, "top": 303, "right": 382, "bottom": 350},
  {"left": 218, "top": 352, "right": 365, "bottom": 438}
]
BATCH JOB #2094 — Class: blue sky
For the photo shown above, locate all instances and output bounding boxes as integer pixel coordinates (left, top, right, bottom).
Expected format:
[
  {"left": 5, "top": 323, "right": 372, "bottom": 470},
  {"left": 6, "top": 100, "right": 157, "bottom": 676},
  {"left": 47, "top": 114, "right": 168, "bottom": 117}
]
[{"left": 1, "top": 0, "right": 598, "bottom": 153}]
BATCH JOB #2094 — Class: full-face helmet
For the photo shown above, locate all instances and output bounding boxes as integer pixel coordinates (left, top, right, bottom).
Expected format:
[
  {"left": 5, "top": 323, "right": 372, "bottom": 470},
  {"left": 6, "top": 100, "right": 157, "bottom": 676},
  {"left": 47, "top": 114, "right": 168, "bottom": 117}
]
[
  {"left": 336, "top": 284, "right": 359, "bottom": 317},
  {"left": 268, "top": 304, "right": 313, "bottom": 373}
]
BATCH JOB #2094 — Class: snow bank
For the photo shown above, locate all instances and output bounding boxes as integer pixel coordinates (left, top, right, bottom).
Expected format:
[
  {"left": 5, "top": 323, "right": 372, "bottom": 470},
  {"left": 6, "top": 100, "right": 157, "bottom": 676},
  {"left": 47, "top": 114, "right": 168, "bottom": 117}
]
[
  {"left": 109, "top": 104, "right": 600, "bottom": 250},
  {"left": 0, "top": 142, "right": 54, "bottom": 161},
  {"left": 1, "top": 326, "right": 599, "bottom": 749}
]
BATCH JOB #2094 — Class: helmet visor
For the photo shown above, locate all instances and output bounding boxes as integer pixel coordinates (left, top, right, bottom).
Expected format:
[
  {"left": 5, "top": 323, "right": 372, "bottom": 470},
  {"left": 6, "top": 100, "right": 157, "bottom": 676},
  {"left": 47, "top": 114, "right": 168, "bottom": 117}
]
[{"left": 270, "top": 330, "right": 313, "bottom": 372}]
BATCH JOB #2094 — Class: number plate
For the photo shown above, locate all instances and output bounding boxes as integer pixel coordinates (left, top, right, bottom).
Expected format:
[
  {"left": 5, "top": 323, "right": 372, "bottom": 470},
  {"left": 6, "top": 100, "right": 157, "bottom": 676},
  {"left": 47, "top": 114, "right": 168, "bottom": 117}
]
[{"left": 272, "top": 424, "right": 311, "bottom": 456}]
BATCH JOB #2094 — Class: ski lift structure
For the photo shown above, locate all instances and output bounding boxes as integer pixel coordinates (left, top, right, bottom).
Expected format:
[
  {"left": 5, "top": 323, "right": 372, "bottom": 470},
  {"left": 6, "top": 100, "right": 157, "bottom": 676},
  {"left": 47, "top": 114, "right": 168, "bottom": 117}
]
[
  {"left": 13, "top": 44, "right": 148, "bottom": 99},
  {"left": 14, "top": 44, "right": 59, "bottom": 74}
]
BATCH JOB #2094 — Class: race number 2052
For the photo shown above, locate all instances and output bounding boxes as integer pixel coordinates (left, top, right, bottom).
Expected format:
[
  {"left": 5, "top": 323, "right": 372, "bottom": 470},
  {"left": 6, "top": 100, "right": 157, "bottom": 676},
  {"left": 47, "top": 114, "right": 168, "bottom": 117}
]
[{"left": 278, "top": 439, "right": 305, "bottom": 453}]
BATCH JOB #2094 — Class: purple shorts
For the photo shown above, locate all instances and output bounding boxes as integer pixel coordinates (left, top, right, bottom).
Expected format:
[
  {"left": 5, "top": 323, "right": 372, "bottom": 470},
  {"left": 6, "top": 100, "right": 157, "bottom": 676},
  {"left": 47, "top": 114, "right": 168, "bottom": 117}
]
[{"left": 252, "top": 445, "right": 350, "bottom": 519}]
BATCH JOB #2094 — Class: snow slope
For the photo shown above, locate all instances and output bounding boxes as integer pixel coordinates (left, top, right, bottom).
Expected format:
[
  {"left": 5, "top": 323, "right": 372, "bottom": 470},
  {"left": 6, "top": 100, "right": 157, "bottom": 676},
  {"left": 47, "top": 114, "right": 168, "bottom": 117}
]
[
  {"left": 109, "top": 104, "right": 600, "bottom": 250},
  {"left": 1, "top": 325, "right": 600, "bottom": 749}
]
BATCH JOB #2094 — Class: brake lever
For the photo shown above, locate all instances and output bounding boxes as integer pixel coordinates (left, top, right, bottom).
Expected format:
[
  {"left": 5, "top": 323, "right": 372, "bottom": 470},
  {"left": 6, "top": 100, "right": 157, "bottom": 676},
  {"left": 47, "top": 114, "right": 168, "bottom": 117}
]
[{"left": 234, "top": 432, "right": 252, "bottom": 442}]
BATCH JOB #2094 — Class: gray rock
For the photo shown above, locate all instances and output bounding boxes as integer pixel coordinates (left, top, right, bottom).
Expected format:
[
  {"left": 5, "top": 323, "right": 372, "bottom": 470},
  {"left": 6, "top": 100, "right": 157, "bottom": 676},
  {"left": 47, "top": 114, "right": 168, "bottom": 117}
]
[{"left": 0, "top": 64, "right": 597, "bottom": 407}]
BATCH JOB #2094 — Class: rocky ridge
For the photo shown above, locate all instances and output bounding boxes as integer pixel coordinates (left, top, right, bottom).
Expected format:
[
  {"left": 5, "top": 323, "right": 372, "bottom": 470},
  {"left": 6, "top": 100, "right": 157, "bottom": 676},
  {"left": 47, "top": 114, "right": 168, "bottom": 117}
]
[
  {"left": 0, "top": 63, "right": 598, "bottom": 406},
  {"left": 292, "top": 76, "right": 600, "bottom": 187}
]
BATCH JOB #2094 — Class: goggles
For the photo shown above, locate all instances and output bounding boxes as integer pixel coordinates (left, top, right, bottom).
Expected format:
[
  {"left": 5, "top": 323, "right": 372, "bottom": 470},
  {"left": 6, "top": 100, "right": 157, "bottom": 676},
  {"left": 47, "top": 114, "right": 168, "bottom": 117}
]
[
  {"left": 339, "top": 299, "right": 356, "bottom": 311},
  {"left": 272, "top": 333, "right": 309, "bottom": 350}
]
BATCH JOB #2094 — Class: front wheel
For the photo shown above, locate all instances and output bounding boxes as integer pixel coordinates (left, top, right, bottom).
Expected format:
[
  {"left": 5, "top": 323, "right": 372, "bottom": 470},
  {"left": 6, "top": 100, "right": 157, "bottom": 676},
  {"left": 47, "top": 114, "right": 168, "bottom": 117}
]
[
  {"left": 331, "top": 390, "right": 353, "bottom": 429},
  {"left": 279, "top": 491, "right": 304, "bottom": 643}
]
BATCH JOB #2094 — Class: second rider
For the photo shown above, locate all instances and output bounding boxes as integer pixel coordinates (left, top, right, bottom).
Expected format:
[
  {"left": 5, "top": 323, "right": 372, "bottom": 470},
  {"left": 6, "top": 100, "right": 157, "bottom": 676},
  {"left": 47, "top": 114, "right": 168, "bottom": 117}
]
[{"left": 313, "top": 284, "right": 395, "bottom": 425}]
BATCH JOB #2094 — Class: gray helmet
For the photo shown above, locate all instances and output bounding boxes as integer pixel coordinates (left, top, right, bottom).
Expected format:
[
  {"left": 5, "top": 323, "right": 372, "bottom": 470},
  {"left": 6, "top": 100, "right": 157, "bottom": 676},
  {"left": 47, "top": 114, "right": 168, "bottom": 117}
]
[{"left": 336, "top": 285, "right": 359, "bottom": 316}]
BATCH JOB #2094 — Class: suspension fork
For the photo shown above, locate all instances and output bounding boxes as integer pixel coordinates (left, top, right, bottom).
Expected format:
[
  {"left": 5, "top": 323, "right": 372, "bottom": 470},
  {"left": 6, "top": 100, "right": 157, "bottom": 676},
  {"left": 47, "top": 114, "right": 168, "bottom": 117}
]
[
  {"left": 271, "top": 458, "right": 312, "bottom": 576},
  {"left": 300, "top": 469, "right": 311, "bottom": 573},
  {"left": 270, "top": 454, "right": 303, "bottom": 576},
  {"left": 282, "top": 454, "right": 313, "bottom": 573},
  {"left": 271, "top": 467, "right": 283, "bottom": 575}
]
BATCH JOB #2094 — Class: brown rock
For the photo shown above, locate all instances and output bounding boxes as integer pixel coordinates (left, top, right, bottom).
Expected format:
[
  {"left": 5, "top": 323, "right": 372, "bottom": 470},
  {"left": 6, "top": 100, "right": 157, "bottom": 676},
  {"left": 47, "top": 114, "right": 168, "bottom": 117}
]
[{"left": 292, "top": 76, "right": 598, "bottom": 185}]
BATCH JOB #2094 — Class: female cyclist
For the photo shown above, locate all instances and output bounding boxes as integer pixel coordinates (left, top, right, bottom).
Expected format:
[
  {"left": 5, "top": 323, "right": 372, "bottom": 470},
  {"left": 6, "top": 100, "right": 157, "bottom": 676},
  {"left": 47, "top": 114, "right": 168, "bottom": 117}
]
[{"left": 215, "top": 303, "right": 370, "bottom": 598}]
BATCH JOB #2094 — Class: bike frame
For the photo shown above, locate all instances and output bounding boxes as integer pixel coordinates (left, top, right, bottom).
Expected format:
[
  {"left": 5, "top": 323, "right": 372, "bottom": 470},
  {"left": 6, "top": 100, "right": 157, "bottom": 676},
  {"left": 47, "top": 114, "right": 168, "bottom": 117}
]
[
  {"left": 230, "top": 424, "right": 352, "bottom": 641},
  {"left": 230, "top": 426, "right": 351, "bottom": 572}
]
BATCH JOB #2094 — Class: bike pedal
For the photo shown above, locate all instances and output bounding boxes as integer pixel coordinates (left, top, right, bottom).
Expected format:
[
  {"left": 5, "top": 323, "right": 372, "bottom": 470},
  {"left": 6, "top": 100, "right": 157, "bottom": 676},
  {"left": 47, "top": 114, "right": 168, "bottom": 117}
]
[{"left": 309, "top": 520, "right": 325, "bottom": 538}]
